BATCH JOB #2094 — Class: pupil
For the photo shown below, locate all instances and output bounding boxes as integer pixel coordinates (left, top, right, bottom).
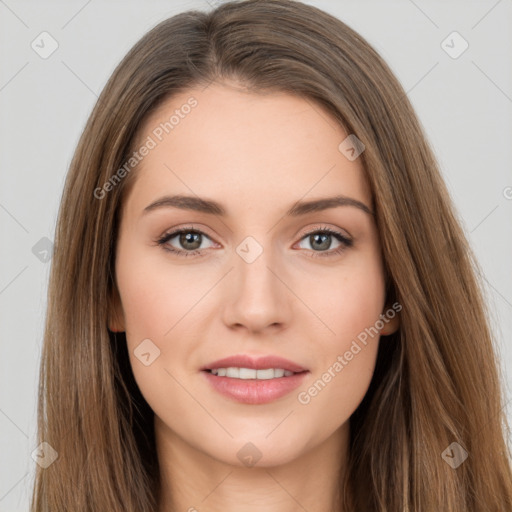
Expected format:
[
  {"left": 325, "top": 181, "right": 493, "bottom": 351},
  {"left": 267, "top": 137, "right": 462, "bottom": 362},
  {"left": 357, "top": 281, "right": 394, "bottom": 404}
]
[
  {"left": 180, "top": 232, "right": 201, "bottom": 250},
  {"left": 311, "top": 233, "right": 330, "bottom": 250}
]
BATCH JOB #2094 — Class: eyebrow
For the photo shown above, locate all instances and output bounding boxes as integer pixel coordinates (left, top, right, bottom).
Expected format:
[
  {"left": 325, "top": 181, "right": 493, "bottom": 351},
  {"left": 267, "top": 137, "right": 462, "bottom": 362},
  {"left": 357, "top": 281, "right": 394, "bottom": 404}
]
[{"left": 142, "top": 194, "right": 373, "bottom": 217}]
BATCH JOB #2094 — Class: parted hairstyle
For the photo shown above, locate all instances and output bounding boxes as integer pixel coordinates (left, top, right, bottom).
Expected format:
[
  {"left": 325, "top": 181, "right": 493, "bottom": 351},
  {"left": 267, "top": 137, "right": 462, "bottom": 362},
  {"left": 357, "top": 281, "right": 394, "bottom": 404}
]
[{"left": 31, "top": 0, "right": 512, "bottom": 510}]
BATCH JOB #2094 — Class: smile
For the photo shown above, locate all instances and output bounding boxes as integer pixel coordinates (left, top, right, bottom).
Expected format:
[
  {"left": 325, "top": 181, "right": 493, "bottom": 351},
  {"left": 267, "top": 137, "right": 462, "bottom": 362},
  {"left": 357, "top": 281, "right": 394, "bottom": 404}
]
[{"left": 208, "top": 367, "right": 296, "bottom": 379}]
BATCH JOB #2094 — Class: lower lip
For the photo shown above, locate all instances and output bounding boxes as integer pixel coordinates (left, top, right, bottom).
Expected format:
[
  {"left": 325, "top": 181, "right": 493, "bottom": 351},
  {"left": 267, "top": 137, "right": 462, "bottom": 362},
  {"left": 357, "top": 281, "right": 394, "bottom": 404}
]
[{"left": 202, "top": 370, "right": 309, "bottom": 404}]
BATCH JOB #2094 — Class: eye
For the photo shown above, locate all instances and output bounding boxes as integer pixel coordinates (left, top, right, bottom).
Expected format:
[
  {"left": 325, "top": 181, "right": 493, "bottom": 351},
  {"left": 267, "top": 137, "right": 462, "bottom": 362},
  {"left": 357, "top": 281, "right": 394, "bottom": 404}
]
[
  {"left": 155, "top": 225, "right": 353, "bottom": 259},
  {"left": 156, "top": 226, "right": 216, "bottom": 257},
  {"left": 295, "top": 226, "right": 353, "bottom": 258}
]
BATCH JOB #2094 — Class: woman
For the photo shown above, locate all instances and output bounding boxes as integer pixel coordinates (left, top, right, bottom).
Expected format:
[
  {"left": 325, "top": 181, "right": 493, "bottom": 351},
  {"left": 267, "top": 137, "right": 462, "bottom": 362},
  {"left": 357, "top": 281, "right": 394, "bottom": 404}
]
[{"left": 31, "top": 0, "right": 512, "bottom": 510}]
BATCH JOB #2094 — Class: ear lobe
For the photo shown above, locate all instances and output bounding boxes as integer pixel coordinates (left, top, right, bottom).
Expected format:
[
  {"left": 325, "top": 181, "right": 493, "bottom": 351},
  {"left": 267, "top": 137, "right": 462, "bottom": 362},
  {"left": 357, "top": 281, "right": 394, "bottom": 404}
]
[
  {"left": 108, "top": 284, "right": 125, "bottom": 333},
  {"left": 380, "top": 307, "right": 400, "bottom": 336}
]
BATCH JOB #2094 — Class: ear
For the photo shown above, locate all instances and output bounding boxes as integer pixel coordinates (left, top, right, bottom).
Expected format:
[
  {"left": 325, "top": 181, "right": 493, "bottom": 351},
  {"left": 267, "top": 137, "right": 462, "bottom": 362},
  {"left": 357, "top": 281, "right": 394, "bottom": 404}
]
[
  {"left": 379, "top": 304, "right": 400, "bottom": 336},
  {"left": 108, "top": 283, "right": 125, "bottom": 333}
]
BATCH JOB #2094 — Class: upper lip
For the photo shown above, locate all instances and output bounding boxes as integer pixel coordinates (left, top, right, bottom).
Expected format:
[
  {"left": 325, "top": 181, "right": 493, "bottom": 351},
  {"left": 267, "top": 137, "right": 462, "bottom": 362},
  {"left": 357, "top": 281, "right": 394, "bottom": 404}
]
[{"left": 201, "top": 354, "right": 308, "bottom": 373}]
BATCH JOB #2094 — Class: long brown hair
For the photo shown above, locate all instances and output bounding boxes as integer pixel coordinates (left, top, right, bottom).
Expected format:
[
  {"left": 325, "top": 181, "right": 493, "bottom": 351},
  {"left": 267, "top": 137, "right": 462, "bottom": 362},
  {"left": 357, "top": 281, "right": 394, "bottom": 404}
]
[{"left": 31, "top": 0, "right": 512, "bottom": 510}]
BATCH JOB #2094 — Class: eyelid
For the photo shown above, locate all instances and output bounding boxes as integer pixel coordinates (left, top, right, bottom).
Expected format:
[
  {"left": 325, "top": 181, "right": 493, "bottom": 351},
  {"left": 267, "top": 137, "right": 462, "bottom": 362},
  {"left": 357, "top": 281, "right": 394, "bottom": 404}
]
[{"left": 296, "top": 224, "right": 353, "bottom": 243}]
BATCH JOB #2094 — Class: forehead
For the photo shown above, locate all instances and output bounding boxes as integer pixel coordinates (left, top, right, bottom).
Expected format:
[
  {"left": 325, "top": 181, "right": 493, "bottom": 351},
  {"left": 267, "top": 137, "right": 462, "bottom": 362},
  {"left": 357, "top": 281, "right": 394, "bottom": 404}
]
[{"left": 123, "top": 82, "right": 371, "bottom": 219}]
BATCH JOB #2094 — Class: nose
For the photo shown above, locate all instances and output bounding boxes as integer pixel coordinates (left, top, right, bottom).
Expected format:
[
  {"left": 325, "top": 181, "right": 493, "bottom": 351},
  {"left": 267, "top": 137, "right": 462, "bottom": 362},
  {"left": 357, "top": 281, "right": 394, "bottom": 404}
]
[{"left": 221, "top": 239, "right": 292, "bottom": 334}]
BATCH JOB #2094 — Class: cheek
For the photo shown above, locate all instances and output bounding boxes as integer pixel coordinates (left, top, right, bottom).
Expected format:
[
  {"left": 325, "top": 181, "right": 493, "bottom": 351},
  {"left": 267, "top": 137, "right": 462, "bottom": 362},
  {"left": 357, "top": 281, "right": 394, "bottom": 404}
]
[
  {"left": 294, "top": 251, "right": 386, "bottom": 427},
  {"left": 307, "top": 248, "right": 386, "bottom": 345},
  {"left": 115, "top": 245, "right": 203, "bottom": 422},
  {"left": 115, "top": 241, "right": 201, "bottom": 342},
  {"left": 114, "top": 241, "right": 196, "bottom": 382}
]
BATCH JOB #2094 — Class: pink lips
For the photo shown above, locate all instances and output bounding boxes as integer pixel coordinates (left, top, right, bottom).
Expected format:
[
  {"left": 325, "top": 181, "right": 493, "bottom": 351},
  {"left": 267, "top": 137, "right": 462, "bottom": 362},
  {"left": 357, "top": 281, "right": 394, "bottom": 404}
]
[
  {"left": 201, "top": 354, "right": 308, "bottom": 373},
  {"left": 201, "top": 354, "right": 309, "bottom": 405}
]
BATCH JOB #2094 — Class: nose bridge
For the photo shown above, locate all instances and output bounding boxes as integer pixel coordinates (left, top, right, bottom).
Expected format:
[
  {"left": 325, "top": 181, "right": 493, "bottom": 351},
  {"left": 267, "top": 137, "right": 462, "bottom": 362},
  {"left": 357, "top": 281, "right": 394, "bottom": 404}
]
[{"left": 223, "top": 233, "right": 290, "bottom": 331}]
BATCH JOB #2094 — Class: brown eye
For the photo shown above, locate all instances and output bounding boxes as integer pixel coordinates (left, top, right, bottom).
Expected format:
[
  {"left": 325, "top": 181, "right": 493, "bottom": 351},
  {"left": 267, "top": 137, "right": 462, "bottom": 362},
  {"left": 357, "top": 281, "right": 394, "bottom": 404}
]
[
  {"left": 156, "top": 228, "right": 215, "bottom": 257},
  {"left": 176, "top": 231, "right": 202, "bottom": 250},
  {"left": 296, "top": 227, "right": 352, "bottom": 258}
]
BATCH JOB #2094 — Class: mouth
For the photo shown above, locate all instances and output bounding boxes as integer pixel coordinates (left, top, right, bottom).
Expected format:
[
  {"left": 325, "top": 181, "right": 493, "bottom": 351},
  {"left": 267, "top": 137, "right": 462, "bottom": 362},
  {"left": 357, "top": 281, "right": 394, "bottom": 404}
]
[
  {"left": 205, "top": 367, "right": 299, "bottom": 378},
  {"left": 200, "top": 354, "right": 309, "bottom": 404}
]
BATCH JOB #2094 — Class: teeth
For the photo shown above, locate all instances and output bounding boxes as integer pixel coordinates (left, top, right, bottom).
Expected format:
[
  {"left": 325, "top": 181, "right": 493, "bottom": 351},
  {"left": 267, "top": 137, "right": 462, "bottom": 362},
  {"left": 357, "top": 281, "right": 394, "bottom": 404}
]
[
  {"left": 239, "top": 368, "right": 256, "bottom": 379},
  {"left": 256, "top": 368, "right": 275, "bottom": 380},
  {"left": 226, "top": 367, "right": 239, "bottom": 378},
  {"left": 209, "top": 367, "right": 295, "bottom": 379}
]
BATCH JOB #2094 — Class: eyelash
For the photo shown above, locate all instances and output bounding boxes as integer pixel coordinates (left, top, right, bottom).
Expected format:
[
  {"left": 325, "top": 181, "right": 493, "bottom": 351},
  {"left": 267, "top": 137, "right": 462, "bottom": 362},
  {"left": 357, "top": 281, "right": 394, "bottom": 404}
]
[{"left": 155, "top": 225, "right": 353, "bottom": 259}]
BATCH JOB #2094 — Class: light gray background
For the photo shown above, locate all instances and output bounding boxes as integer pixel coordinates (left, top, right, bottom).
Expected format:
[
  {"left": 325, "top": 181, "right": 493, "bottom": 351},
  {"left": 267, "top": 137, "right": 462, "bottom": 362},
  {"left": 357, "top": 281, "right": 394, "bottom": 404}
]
[{"left": 1, "top": 1, "right": 511, "bottom": 510}]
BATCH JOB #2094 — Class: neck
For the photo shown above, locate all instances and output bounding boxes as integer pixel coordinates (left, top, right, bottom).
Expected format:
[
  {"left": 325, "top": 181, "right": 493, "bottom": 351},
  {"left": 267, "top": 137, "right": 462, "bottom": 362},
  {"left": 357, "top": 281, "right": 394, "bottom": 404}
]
[{"left": 155, "top": 416, "right": 350, "bottom": 512}]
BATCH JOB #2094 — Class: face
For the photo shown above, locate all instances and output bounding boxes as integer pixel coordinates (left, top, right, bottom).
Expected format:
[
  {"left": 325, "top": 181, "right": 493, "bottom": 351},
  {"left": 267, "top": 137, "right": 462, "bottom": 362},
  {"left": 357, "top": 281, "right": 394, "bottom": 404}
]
[{"left": 110, "top": 81, "right": 398, "bottom": 468}]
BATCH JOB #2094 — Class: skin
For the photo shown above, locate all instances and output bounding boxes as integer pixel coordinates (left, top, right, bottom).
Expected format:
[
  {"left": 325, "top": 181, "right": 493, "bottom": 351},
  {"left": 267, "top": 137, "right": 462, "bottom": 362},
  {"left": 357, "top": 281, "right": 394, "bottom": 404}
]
[{"left": 109, "top": 80, "right": 399, "bottom": 512}]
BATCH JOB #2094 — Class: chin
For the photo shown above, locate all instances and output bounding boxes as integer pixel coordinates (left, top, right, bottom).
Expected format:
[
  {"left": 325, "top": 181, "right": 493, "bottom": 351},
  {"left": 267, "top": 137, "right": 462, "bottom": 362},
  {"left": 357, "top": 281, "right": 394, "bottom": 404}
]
[{"left": 203, "top": 432, "right": 310, "bottom": 469}]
